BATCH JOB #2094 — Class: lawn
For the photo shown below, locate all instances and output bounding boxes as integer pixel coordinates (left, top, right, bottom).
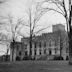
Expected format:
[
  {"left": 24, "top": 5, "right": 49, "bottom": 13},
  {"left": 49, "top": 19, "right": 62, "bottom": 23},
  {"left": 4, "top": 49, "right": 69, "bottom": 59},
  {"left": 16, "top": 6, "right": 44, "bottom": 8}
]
[{"left": 0, "top": 61, "right": 72, "bottom": 72}]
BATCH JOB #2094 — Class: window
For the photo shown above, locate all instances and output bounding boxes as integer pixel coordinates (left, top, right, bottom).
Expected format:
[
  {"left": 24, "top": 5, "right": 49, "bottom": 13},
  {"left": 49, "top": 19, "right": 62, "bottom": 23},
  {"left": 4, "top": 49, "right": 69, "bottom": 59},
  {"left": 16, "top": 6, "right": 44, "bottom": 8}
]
[
  {"left": 39, "top": 49, "right": 41, "bottom": 55},
  {"left": 66, "top": 48, "right": 69, "bottom": 53},
  {"left": 30, "top": 50, "right": 32, "bottom": 55},
  {"left": 34, "top": 50, "right": 36, "bottom": 55},
  {"left": 39, "top": 42, "right": 41, "bottom": 48},
  {"left": 49, "top": 40, "right": 51, "bottom": 47},
  {"left": 49, "top": 49, "right": 51, "bottom": 55},
  {"left": 24, "top": 44, "right": 27, "bottom": 50},
  {"left": 34, "top": 42, "right": 37, "bottom": 48},
  {"left": 44, "top": 49, "right": 46, "bottom": 54},
  {"left": 55, "top": 41, "right": 56, "bottom": 46},
  {"left": 17, "top": 45, "right": 19, "bottom": 51},
  {"left": 44, "top": 42, "right": 46, "bottom": 47},
  {"left": 55, "top": 48, "right": 57, "bottom": 54},
  {"left": 40, "top": 51, "right": 41, "bottom": 55},
  {"left": 19, "top": 51, "right": 21, "bottom": 56},
  {"left": 25, "top": 51, "right": 27, "bottom": 56}
]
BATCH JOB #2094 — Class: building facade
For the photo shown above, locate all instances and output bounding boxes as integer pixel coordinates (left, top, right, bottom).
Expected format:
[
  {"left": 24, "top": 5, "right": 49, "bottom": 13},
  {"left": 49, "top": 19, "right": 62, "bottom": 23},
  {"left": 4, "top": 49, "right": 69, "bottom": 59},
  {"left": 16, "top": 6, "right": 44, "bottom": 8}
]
[
  {"left": 21, "top": 24, "right": 68, "bottom": 60},
  {"left": 10, "top": 24, "right": 68, "bottom": 61},
  {"left": 10, "top": 42, "right": 24, "bottom": 61}
]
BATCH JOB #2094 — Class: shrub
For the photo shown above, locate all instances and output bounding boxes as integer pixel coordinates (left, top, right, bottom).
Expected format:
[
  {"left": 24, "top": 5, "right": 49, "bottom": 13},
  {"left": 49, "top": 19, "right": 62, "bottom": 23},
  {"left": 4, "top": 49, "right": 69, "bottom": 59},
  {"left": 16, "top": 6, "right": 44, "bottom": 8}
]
[
  {"left": 16, "top": 56, "right": 20, "bottom": 61},
  {"left": 23, "top": 56, "right": 28, "bottom": 60},
  {"left": 23, "top": 55, "right": 30, "bottom": 60},
  {"left": 37, "top": 55, "right": 47, "bottom": 60},
  {"left": 53, "top": 56, "right": 64, "bottom": 60}
]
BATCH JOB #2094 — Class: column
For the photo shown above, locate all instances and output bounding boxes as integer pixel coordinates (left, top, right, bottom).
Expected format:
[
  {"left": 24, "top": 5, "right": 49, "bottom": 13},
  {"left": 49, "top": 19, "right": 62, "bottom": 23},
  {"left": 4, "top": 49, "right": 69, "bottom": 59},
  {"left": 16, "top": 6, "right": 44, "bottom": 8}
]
[
  {"left": 36, "top": 44, "right": 39, "bottom": 60},
  {"left": 27, "top": 44, "right": 30, "bottom": 56},
  {"left": 41, "top": 42, "right": 44, "bottom": 56},
  {"left": 46, "top": 45, "right": 49, "bottom": 55},
  {"left": 52, "top": 48, "right": 55, "bottom": 55},
  {"left": 32, "top": 43, "right": 34, "bottom": 58},
  {"left": 36, "top": 45, "right": 39, "bottom": 55}
]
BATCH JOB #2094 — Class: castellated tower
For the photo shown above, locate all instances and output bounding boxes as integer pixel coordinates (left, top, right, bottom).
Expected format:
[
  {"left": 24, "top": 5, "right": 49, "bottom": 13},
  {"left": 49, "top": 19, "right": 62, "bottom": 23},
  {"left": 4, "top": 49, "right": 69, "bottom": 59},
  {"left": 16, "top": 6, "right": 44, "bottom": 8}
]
[
  {"left": 52, "top": 24, "right": 68, "bottom": 60},
  {"left": 52, "top": 24, "right": 65, "bottom": 32}
]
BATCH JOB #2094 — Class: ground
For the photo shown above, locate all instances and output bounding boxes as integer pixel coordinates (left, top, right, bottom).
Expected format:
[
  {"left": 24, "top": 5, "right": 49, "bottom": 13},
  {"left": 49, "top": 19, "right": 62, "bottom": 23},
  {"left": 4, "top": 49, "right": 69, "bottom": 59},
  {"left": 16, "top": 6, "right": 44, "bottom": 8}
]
[{"left": 0, "top": 61, "right": 72, "bottom": 72}]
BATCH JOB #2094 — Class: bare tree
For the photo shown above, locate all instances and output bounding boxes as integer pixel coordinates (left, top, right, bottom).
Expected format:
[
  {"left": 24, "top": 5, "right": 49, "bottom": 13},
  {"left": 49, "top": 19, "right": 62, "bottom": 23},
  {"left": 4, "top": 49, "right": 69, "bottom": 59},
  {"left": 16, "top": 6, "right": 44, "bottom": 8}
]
[
  {"left": 0, "top": 0, "right": 7, "bottom": 4},
  {"left": 38, "top": 0, "right": 72, "bottom": 63},
  {"left": 0, "top": 14, "right": 24, "bottom": 61},
  {"left": 0, "top": 0, "right": 9, "bottom": 60},
  {"left": 0, "top": 31, "right": 10, "bottom": 61},
  {"left": 7, "top": 15, "right": 25, "bottom": 61},
  {"left": 19, "top": 2, "right": 52, "bottom": 59}
]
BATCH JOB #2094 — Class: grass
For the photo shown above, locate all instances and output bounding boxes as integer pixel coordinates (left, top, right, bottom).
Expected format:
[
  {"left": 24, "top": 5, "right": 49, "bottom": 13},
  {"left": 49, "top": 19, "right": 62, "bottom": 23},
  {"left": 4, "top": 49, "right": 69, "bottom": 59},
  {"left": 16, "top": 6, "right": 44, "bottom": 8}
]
[{"left": 0, "top": 61, "right": 72, "bottom": 72}]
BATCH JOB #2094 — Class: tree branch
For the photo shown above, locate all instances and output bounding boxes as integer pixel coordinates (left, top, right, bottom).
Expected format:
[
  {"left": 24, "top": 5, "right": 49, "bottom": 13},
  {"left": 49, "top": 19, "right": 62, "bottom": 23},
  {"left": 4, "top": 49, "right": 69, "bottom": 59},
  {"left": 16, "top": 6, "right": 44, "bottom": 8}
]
[
  {"left": 43, "top": 8, "right": 65, "bottom": 17},
  {"left": 34, "top": 25, "right": 51, "bottom": 35},
  {"left": 51, "top": 0, "right": 65, "bottom": 15}
]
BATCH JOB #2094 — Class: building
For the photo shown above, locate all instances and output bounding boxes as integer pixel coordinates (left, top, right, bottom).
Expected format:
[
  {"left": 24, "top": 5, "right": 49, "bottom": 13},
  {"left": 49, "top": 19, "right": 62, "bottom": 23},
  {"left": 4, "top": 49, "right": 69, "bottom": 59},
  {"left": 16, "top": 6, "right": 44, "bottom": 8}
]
[
  {"left": 10, "top": 42, "right": 24, "bottom": 61},
  {"left": 10, "top": 24, "right": 68, "bottom": 61},
  {"left": 21, "top": 24, "right": 68, "bottom": 60}
]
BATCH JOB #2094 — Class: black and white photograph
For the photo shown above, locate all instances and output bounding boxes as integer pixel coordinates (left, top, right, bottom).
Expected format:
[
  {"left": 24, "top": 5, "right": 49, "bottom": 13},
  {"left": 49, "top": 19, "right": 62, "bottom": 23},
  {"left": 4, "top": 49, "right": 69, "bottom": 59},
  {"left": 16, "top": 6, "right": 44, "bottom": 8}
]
[{"left": 0, "top": 0, "right": 72, "bottom": 72}]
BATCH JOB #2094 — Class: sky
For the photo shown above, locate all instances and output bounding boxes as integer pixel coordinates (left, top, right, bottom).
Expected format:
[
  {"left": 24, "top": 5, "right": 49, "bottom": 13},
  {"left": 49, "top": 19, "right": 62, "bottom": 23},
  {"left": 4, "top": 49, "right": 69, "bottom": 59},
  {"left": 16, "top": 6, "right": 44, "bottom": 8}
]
[{"left": 0, "top": 0, "right": 67, "bottom": 55}]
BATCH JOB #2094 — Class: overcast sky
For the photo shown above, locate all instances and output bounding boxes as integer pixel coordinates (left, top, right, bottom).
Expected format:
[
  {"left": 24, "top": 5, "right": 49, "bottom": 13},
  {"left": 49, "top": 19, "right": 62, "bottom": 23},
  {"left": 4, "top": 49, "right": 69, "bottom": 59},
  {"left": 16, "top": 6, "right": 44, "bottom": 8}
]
[{"left": 0, "top": 0, "right": 67, "bottom": 55}]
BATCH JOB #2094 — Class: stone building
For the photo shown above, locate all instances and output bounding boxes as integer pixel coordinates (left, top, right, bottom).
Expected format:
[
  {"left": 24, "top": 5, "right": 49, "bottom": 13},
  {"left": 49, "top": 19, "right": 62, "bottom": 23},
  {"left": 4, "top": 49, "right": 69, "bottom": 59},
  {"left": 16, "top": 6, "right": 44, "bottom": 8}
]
[
  {"left": 10, "top": 42, "right": 24, "bottom": 61},
  {"left": 21, "top": 24, "right": 68, "bottom": 60},
  {"left": 10, "top": 24, "right": 68, "bottom": 61}
]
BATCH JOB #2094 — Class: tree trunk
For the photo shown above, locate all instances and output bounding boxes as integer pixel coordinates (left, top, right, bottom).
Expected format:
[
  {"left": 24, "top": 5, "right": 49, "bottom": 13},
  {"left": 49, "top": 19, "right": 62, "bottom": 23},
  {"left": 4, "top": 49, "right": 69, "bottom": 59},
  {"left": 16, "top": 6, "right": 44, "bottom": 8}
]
[
  {"left": 10, "top": 39, "right": 16, "bottom": 61},
  {"left": 69, "top": 5, "right": 72, "bottom": 64},
  {"left": 10, "top": 47, "right": 13, "bottom": 61},
  {"left": 29, "top": 34, "right": 32, "bottom": 59}
]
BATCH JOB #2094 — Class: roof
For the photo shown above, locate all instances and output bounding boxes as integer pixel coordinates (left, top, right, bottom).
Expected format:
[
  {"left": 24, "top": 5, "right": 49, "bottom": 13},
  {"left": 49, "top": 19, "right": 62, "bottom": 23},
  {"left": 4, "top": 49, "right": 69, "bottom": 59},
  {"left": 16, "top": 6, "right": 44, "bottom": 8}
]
[{"left": 22, "top": 31, "right": 61, "bottom": 43}]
